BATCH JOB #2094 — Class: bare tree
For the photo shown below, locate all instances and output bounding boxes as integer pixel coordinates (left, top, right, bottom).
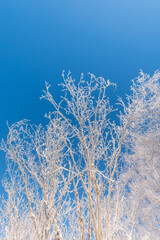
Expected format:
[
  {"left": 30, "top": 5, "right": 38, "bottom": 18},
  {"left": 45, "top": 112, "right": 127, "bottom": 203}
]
[{"left": 0, "top": 71, "right": 160, "bottom": 239}]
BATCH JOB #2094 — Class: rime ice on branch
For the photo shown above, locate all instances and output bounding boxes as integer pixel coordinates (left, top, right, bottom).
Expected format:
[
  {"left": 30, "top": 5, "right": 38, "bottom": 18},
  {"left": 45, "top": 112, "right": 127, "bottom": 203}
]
[{"left": 0, "top": 71, "right": 160, "bottom": 239}]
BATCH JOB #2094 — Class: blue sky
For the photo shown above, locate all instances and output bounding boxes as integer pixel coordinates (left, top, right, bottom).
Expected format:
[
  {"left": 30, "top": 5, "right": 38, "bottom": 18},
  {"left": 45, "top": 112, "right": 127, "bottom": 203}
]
[{"left": 0, "top": 0, "right": 160, "bottom": 192}]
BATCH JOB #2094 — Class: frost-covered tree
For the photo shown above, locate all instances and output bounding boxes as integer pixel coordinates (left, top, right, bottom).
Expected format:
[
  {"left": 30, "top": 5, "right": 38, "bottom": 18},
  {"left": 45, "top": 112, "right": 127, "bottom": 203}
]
[
  {"left": 0, "top": 71, "right": 160, "bottom": 239},
  {"left": 118, "top": 71, "right": 160, "bottom": 239}
]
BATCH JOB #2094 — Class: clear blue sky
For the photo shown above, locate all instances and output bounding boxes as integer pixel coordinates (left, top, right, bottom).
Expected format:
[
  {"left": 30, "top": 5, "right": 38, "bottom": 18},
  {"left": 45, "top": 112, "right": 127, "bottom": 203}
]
[{"left": 0, "top": 0, "right": 160, "bottom": 192}]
